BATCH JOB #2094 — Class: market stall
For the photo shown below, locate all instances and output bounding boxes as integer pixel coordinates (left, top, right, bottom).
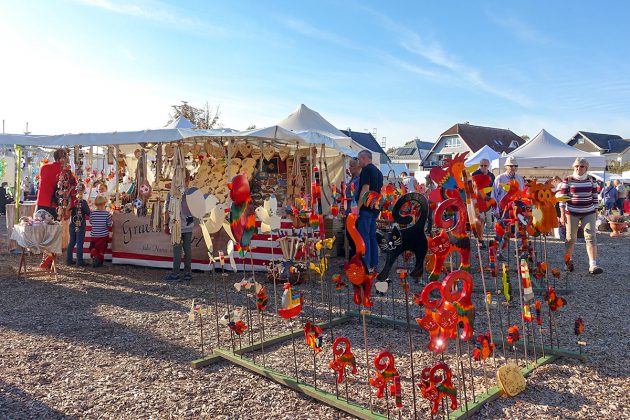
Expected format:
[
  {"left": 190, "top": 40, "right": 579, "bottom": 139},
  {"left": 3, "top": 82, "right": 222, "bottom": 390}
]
[{"left": 2, "top": 122, "right": 354, "bottom": 272}]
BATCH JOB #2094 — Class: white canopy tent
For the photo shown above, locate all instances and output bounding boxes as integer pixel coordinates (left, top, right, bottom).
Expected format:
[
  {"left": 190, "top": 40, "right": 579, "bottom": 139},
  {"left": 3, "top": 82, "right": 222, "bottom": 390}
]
[
  {"left": 493, "top": 129, "right": 607, "bottom": 170},
  {"left": 0, "top": 128, "right": 237, "bottom": 147},
  {"left": 165, "top": 115, "right": 194, "bottom": 129},
  {"left": 465, "top": 145, "right": 500, "bottom": 169},
  {"left": 277, "top": 104, "right": 372, "bottom": 163},
  {"left": 589, "top": 171, "right": 630, "bottom": 183}
]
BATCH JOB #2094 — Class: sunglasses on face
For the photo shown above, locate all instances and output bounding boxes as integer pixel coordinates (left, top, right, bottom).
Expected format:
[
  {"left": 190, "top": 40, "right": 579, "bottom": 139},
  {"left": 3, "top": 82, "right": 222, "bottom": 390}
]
[
  {"left": 574, "top": 165, "right": 585, "bottom": 168},
  {"left": 480, "top": 164, "right": 488, "bottom": 167},
  {"left": 507, "top": 165, "right": 518, "bottom": 168}
]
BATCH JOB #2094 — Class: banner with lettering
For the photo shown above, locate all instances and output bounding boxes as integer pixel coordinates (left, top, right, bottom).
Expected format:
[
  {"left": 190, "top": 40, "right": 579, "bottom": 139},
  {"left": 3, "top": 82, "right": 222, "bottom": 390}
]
[{"left": 111, "top": 213, "right": 296, "bottom": 271}]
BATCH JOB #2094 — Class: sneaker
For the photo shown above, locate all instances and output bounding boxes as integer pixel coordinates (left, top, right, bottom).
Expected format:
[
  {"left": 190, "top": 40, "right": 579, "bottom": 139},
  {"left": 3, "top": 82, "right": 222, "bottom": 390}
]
[
  {"left": 589, "top": 266, "right": 603, "bottom": 275},
  {"left": 164, "top": 273, "right": 180, "bottom": 282},
  {"left": 92, "top": 260, "right": 99, "bottom": 268},
  {"left": 565, "top": 259, "right": 574, "bottom": 272},
  {"left": 182, "top": 272, "right": 192, "bottom": 281},
  {"left": 66, "top": 260, "right": 75, "bottom": 265},
  {"left": 76, "top": 261, "right": 88, "bottom": 267}
]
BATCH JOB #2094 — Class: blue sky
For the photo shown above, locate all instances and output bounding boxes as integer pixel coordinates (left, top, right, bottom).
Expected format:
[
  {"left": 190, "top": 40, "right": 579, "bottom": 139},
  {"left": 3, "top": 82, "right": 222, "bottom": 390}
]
[{"left": 1, "top": 0, "right": 629, "bottom": 147}]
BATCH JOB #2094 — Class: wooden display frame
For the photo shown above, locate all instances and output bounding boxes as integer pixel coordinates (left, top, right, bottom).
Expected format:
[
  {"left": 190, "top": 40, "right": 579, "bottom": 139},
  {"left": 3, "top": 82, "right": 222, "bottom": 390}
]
[{"left": 17, "top": 248, "right": 59, "bottom": 281}]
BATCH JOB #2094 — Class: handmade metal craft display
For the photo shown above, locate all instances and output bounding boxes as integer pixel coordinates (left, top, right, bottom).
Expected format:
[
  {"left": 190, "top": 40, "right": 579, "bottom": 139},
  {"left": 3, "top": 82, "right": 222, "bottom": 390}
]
[
  {"left": 328, "top": 336, "right": 357, "bottom": 384},
  {"left": 369, "top": 351, "right": 403, "bottom": 409},
  {"left": 416, "top": 270, "right": 475, "bottom": 352},
  {"left": 418, "top": 361, "right": 458, "bottom": 415},
  {"left": 526, "top": 179, "right": 559, "bottom": 234},
  {"left": 344, "top": 213, "right": 375, "bottom": 308},
  {"left": 228, "top": 173, "right": 256, "bottom": 256},
  {"left": 277, "top": 282, "right": 303, "bottom": 319},
  {"left": 375, "top": 192, "right": 429, "bottom": 280},
  {"left": 427, "top": 153, "right": 472, "bottom": 277},
  {"left": 185, "top": 141, "right": 590, "bottom": 419}
]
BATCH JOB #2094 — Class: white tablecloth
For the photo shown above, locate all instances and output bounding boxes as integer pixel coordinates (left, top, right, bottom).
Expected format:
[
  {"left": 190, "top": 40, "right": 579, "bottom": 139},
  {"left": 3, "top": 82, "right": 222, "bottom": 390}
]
[{"left": 11, "top": 224, "right": 63, "bottom": 254}]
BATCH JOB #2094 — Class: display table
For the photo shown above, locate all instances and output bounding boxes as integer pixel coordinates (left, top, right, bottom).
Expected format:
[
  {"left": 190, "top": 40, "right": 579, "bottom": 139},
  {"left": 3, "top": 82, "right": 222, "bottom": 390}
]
[
  {"left": 5, "top": 203, "right": 70, "bottom": 252},
  {"left": 5, "top": 202, "right": 37, "bottom": 251},
  {"left": 110, "top": 213, "right": 295, "bottom": 271},
  {"left": 11, "top": 223, "right": 63, "bottom": 279}
]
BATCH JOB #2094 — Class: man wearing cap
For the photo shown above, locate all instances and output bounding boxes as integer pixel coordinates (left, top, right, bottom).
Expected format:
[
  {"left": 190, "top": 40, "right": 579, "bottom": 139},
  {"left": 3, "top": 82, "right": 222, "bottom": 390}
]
[
  {"left": 491, "top": 156, "right": 525, "bottom": 210},
  {"left": 472, "top": 158, "right": 495, "bottom": 247}
]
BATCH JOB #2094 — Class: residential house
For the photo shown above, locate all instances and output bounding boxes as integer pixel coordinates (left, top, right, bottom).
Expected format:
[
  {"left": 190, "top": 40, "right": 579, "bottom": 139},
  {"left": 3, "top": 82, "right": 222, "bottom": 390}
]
[
  {"left": 389, "top": 139, "right": 434, "bottom": 176},
  {"left": 340, "top": 129, "right": 390, "bottom": 164},
  {"left": 567, "top": 131, "right": 630, "bottom": 165},
  {"left": 422, "top": 123, "right": 525, "bottom": 168}
]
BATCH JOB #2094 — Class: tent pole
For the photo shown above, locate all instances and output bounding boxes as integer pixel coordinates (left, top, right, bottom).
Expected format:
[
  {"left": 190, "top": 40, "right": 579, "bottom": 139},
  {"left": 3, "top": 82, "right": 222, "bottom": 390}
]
[
  {"left": 14, "top": 145, "right": 22, "bottom": 224},
  {"left": 114, "top": 145, "right": 120, "bottom": 208}
]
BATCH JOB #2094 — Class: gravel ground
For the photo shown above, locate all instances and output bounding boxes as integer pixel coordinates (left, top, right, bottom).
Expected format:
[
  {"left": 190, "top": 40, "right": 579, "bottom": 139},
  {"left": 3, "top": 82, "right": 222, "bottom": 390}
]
[{"left": 0, "top": 230, "right": 628, "bottom": 419}]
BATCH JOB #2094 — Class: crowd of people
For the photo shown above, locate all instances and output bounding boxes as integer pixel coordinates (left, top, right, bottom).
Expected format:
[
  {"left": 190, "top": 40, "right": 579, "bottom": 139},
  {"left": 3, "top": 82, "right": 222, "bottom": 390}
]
[{"left": 347, "top": 153, "right": 629, "bottom": 277}]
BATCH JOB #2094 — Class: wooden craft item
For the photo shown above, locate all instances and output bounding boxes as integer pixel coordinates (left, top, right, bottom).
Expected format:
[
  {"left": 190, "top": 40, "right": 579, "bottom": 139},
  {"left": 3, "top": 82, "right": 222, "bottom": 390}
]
[
  {"left": 263, "top": 146, "right": 275, "bottom": 161},
  {"left": 250, "top": 147, "right": 262, "bottom": 160},
  {"left": 239, "top": 143, "right": 253, "bottom": 157},
  {"left": 165, "top": 143, "right": 175, "bottom": 159},
  {"left": 497, "top": 364, "right": 526, "bottom": 396},
  {"left": 185, "top": 187, "right": 207, "bottom": 219},
  {"left": 193, "top": 143, "right": 202, "bottom": 156},
  {"left": 180, "top": 144, "right": 190, "bottom": 156},
  {"left": 278, "top": 146, "right": 290, "bottom": 161}
]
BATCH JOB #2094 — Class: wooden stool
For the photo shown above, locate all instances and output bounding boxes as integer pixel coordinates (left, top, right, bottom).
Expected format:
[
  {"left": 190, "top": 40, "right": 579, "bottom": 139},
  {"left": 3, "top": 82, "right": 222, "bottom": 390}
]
[{"left": 17, "top": 248, "right": 59, "bottom": 281}]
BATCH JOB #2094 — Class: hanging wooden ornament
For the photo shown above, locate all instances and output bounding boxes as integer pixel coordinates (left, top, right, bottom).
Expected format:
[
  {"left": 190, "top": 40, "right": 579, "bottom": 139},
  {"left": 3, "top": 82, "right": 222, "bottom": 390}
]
[
  {"left": 239, "top": 143, "right": 253, "bottom": 157},
  {"left": 263, "top": 145, "right": 275, "bottom": 161},
  {"left": 250, "top": 146, "right": 262, "bottom": 160},
  {"left": 180, "top": 144, "right": 191, "bottom": 157},
  {"left": 165, "top": 143, "right": 175, "bottom": 159},
  {"left": 278, "top": 146, "right": 290, "bottom": 161},
  {"left": 192, "top": 143, "right": 202, "bottom": 156},
  {"left": 204, "top": 141, "right": 213, "bottom": 156}
]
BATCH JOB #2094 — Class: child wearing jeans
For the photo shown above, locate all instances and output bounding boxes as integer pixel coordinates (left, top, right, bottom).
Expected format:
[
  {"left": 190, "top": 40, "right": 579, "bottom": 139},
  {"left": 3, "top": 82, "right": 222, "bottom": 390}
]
[
  {"left": 89, "top": 195, "right": 112, "bottom": 267},
  {"left": 66, "top": 197, "right": 91, "bottom": 266}
]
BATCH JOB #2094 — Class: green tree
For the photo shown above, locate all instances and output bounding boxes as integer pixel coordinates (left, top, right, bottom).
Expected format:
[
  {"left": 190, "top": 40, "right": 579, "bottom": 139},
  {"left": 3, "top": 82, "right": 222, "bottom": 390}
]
[{"left": 167, "top": 101, "right": 221, "bottom": 129}]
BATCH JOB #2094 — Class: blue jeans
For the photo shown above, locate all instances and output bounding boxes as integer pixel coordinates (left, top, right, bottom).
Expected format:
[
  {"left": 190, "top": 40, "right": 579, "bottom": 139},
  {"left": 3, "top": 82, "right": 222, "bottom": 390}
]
[
  {"left": 357, "top": 209, "right": 379, "bottom": 270},
  {"left": 67, "top": 223, "right": 86, "bottom": 263}
]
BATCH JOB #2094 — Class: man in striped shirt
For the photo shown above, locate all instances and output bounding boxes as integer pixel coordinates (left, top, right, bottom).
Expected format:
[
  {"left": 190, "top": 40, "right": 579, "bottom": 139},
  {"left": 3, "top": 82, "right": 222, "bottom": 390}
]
[{"left": 556, "top": 158, "right": 602, "bottom": 274}]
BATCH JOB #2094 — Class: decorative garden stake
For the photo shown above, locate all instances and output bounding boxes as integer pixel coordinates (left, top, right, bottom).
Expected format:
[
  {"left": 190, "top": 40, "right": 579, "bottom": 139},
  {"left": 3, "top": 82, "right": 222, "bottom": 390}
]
[
  {"left": 329, "top": 336, "right": 357, "bottom": 384},
  {"left": 418, "top": 361, "right": 458, "bottom": 415},
  {"left": 370, "top": 351, "right": 403, "bottom": 410}
]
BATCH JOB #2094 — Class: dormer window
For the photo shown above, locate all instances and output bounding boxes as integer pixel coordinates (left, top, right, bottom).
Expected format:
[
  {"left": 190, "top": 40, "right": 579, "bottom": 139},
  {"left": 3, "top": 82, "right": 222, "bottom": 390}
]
[{"left": 509, "top": 141, "right": 519, "bottom": 148}]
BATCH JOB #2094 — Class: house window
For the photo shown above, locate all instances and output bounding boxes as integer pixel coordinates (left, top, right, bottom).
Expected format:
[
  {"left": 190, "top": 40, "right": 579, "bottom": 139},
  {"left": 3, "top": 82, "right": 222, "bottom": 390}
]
[
  {"left": 509, "top": 141, "right": 519, "bottom": 148},
  {"left": 443, "top": 136, "right": 462, "bottom": 148},
  {"left": 577, "top": 137, "right": 584, "bottom": 144}
]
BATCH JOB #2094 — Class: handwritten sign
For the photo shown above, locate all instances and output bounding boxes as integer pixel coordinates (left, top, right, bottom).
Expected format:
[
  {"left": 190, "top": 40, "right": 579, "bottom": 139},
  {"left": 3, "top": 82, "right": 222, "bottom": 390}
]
[{"left": 111, "top": 213, "right": 230, "bottom": 270}]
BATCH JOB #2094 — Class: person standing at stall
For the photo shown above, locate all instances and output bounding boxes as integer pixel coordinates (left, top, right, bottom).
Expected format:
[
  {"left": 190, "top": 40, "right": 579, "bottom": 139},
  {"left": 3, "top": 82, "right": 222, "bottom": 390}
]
[
  {"left": 614, "top": 179, "right": 627, "bottom": 214},
  {"left": 345, "top": 157, "right": 361, "bottom": 260},
  {"left": 66, "top": 197, "right": 90, "bottom": 266},
  {"left": 163, "top": 172, "right": 195, "bottom": 282},
  {"left": 356, "top": 150, "right": 383, "bottom": 273},
  {"left": 556, "top": 158, "right": 602, "bottom": 275},
  {"left": 36, "top": 148, "right": 68, "bottom": 219},
  {"left": 89, "top": 195, "right": 112, "bottom": 268},
  {"left": 0, "top": 182, "right": 8, "bottom": 215}
]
